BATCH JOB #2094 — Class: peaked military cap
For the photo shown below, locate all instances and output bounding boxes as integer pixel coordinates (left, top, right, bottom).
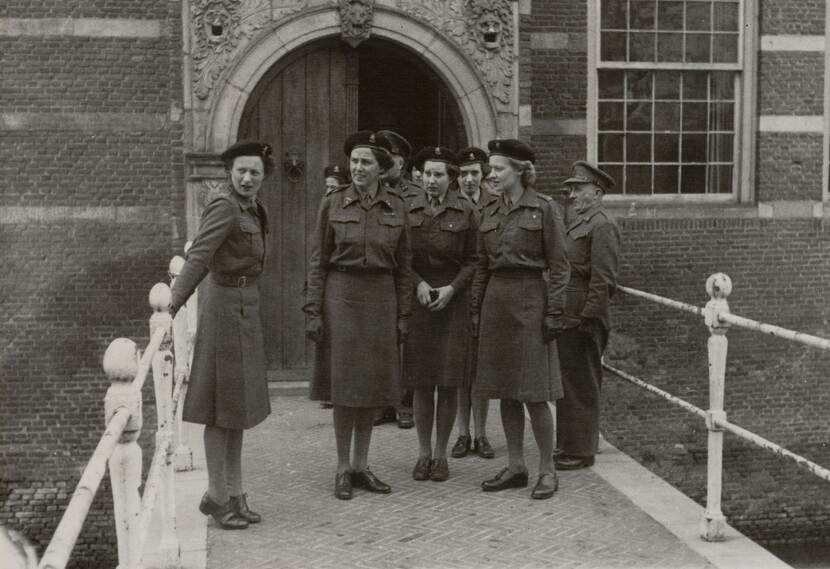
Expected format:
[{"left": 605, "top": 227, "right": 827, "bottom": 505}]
[
  {"left": 412, "top": 146, "right": 457, "bottom": 171},
  {"left": 487, "top": 138, "right": 536, "bottom": 164},
  {"left": 343, "top": 130, "right": 394, "bottom": 157},
  {"left": 221, "top": 140, "right": 273, "bottom": 163},
  {"left": 323, "top": 164, "right": 348, "bottom": 182},
  {"left": 456, "top": 146, "right": 488, "bottom": 166},
  {"left": 376, "top": 129, "right": 412, "bottom": 158},
  {"left": 563, "top": 160, "right": 616, "bottom": 193}
]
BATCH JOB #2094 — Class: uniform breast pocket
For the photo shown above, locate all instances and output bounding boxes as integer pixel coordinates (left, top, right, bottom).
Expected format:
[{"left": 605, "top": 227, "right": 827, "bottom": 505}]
[
  {"left": 329, "top": 212, "right": 362, "bottom": 244},
  {"left": 515, "top": 212, "right": 543, "bottom": 253},
  {"left": 437, "top": 217, "right": 469, "bottom": 253},
  {"left": 378, "top": 213, "right": 405, "bottom": 247},
  {"left": 239, "top": 219, "right": 264, "bottom": 259},
  {"left": 565, "top": 228, "right": 591, "bottom": 266},
  {"left": 478, "top": 220, "right": 500, "bottom": 254}
]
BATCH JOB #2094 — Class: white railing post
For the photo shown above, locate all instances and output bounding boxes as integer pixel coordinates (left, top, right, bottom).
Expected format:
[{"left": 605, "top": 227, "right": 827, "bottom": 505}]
[
  {"left": 168, "top": 255, "right": 193, "bottom": 472},
  {"left": 103, "top": 339, "right": 143, "bottom": 569},
  {"left": 700, "top": 273, "right": 732, "bottom": 541},
  {"left": 148, "top": 283, "right": 181, "bottom": 566}
]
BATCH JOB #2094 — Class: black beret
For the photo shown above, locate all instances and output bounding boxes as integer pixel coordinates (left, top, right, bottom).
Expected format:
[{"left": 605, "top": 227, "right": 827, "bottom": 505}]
[
  {"left": 375, "top": 130, "right": 412, "bottom": 158},
  {"left": 487, "top": 138, "right": 536, "bottom": 164},
  {"left": 412, "top": 146, "right": 457, "bottom": 171},
  {"left": 221, "top": 140, "right": 273, "bottom": 163},
  {"left": 456, "top": 146, "right": 488, "bottom": 166},
  {"left": 563, "top": 160, "right": 616, "bottom": 193},
  {"left": 323, "top": 164, "right": 349, "bottom": 183},
  {"left": 343, "top": 130, "right": 394, "bottom": 157}
]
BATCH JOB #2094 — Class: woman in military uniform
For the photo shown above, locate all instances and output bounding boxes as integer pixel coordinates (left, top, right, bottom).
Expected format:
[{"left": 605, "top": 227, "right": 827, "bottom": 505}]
[
  {"left": 170, "top": 141, "right": 274, "bottom": 529},
  {"left": 324, "top": 164, "right": 349, "bottom": 196},
  {"left": 304, "top": 131, "right": 412, "bottom": 500},
  {"left": 403, "top": 146, "right": 479, "bottom": 482},
  {"left": 470, "top": 139, "right": 570, "bottom": 500}
]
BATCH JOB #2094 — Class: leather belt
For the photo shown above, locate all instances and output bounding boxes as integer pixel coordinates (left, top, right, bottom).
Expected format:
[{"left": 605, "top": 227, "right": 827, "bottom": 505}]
[
  {"left": 490, "top": 269, "right": 543, "bottom": 279},
  {"left": 330, "top": 264, "right": 393, "bottom": 275},
  {"left": 211, "top": 273, "right": 259, "bottom": 287}
]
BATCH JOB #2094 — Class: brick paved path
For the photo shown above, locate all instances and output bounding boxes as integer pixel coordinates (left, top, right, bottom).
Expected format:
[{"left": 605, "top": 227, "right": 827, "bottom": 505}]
[{"left": 206, "top": 396, "right": 715, "bottom": 569}]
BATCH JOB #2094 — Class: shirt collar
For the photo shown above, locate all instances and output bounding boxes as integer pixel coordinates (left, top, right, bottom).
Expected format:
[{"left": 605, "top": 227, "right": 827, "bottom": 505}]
[{"left": 567, "top": 202, "right": 603, "bottom": 230}]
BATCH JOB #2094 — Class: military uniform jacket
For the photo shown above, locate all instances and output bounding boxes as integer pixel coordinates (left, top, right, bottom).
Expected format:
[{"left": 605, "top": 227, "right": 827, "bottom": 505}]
[
  {"left": 470, "top": 189, "right": 570, "bottom": 317},
  {"left": 406, "top": 187, "right": 479, "bottom": 290},
  {"left": 305, "top": 183, "right": 412, "bottom": 320},
  {"left": 171, "top": 190, "right": 268, "bottom": 310},
  {"left": 562, "top": 203, "right": 621, "bottom": 331}
]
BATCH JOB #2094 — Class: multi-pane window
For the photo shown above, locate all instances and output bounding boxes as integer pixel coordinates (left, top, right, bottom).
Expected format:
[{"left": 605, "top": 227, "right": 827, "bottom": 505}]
[{"left": 595, "top": 0, "right": 743, "bottom": 196}]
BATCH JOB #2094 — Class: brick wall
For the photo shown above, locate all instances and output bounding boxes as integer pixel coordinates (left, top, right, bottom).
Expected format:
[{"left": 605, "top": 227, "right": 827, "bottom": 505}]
[
  {"left": 758, "top": 52, "right": 824, "bottom": 116},
  {"left": 0, "top": 2, "right": 184, "bottom": 565},
  {"left": 756, "top": 134, "right": 824, "bottom": 202},
  {"left": 603, "top": 217, "right": 830, "bottom": 544},
  {"left": 759, "top": 0, "right": 825, "bottom": 35}
]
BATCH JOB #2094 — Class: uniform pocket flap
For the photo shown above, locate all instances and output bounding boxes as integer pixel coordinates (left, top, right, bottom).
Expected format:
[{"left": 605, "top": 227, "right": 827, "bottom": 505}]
[
  {"left": 409, "top": 214, "right": 424, "bottom": 228},
  {"left": 479, "top": 221, "right": 499, "bottom": 233},
  {"left": 378, "top": 214, "right": 404, "bottom": 227},
  {"left": 239, "top": 219, "right": 261, "bottom": 234},
  {"left": 330, "top": 212, "right": 361, "bottom": 223},
  {"left": 568, "top": 224, "right": 591, "bottom": 239},
  {"left": 439, "top": 219, "right": 468, "bottom": 232},
  {"left": 518, "top": 213, "right": 543, "bottom": 231}
]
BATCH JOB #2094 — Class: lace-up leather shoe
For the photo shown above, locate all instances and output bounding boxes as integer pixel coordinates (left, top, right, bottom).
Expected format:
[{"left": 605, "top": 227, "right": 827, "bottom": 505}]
[
  {"left": 334, "top": 471, "right": 353, "bottom": 500},
  {"left": 429, "top": 458, "right": 449, "bottom": 481},
  {"left": 554, "top": 455, "right": 595, "bottom": 470},
  {"left": 229, "top": 493, "right": 261, "bottom": 523},
  {"left": 199, "top": 492, "right": 248, "bottom": 529},
  {"left": 531, "top": 472, "right": 559, "bottom": 500},
  {"left": 352, "top": 469, "right": 392, "bottom": 493},
  {"left": 412, "top": 457, "right": 431, "bottom": 481},
  {"left": 481, "top": 467, "right": 528, "bottom": 492},
  {"left": 451, "top": 434, "right": 472, "bottom": 458},
  {"left": 474, "top": 436, "right": 495, "bottom": 459}
]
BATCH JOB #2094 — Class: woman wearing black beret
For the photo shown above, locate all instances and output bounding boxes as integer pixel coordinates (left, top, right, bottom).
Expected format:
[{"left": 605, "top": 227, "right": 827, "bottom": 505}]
[
  {"left": 304, "top": 130, "right": 412, "bottom": 500},
  {"left": 170, "top": 140, "right": 275, "bottom": 528},
  {"left": 470, "top": 139, "right": 570, "bottom": 499}
]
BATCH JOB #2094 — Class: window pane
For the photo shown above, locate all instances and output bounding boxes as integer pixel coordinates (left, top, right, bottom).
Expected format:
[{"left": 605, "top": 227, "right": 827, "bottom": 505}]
[
  {"left": 655, "top": 71, "right": 681, "bottom": 99},
  {"left": 654, "top": 102, "right": 681, "bottom": 130},
  {"left": 657, "top": 1, "right": 684, "bottom": 31},
  {"left": 709, "top": 102, "right": 734, "bottom": 131},
  {"left": 630, "top": 32, "right": 656, "bottom": 61},
  {"left": 599, "top": 133, "right": 625, "bottom": 162},
  {"left": 709, "top": 164, "right": 733, "bottom": 194},
  {"left": 601, "top": 31, "right": 627, "bottom": 61},
  {"left": 654, "top": 165, "right": 679, "bottom": 193},
  {"left": 626, "top": 133, "right": 652, "bottom": 161},
  {"left": 711, "top": 72, "right": 735, "bottom": 100},
  {"left": 630, "top": 0, "right": 656, "bottom": 29},
  {"left": 601, "top": 0, "right": 627, "bottom": 29},
  {"left": 685, "top": 2, "right": 712, "bottom": 31},
  {"left": 713, "top": 2, "right": 740, "bottom": 32},
  {"left": 683, "top": 72, "right": 708, "bottom": 100},
  {"left": 682, "top": 102, "right": 708, "bottom": 131},
  {"left": 713, "top": 34, "right": 739, "bottom": 63},
  {"left": 680, "top": 165, "right": 706, "bottom": 193},
  {"left": 626, "top": 164, "right": 653, "bottom": 193},
  {"left": 682, "top": 133, "right": 707, "bottom": 162},
  {"left": 708, "top": 133, "right": 734, "bottom": 162},
  {"left": 654, "top": 133, "right": 680, "bottom": 162},
  {"left": 599, "top": 102, "right": 625, "bottom": 130},
  {"left": 626, "top": 70, "right": 653, "bottom": 100},
  {"left": 685, "top": 33, "right": 711, "bottom": 63},
  {"left": 599, "top": 164, "right": 623, "bottom": 193},
  {"left": 657, "top": 32, "right": 683, "bottom": 62},
  {"left": 627, "top": 102, "right": 653, "bottom": 131},
  {"left": 599, "top": 70, "right": 625, "bottom": 99}
]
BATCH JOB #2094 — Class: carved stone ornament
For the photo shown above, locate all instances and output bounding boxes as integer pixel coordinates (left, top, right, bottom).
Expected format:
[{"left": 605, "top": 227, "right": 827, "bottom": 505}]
[
  {"left": 338, "top": 0, "right": 375, "bottom": 48},
  {"left": 191, "top": 0, "right": 307, "bottom": 100},
  {"left": 198, "top": 179, "right": 230, "bottom": 209},
  {"left": 395, "top": 0, "right": 515, "bottom": 106}
]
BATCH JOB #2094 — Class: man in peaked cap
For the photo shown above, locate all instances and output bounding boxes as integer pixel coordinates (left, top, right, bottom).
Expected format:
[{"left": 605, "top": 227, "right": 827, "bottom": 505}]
[
  {"left": 455, "top": 146, "right": 492, "bottom": 209},
  {"left": 555, "top": 161, "right": 621, "bottom": 471},
  {"left": 373, "top": 129, "right": 417, "bottom": 429}
]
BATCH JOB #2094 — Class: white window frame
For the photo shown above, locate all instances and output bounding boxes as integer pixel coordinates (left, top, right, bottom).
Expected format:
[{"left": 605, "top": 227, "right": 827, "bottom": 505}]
[{"left": 587, "top": 0, "right": 758, "bottom": 203}]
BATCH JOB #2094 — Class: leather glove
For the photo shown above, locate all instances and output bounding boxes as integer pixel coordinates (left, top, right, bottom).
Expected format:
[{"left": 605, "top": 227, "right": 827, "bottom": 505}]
[
  {"left": 306, "top": 315, "right": 323, "bottom": 344},
  {"left": 543, "top": 315, "right": 564, "bottom": 343},
  {"left": 470, "top": 313, "right": 480, "bottom": 338},
  {"left": 577, "top": 317, "right": 596, "bottom": 336},
  {"left": 397, "top": 319, "right": 409, "bottom": 345}
]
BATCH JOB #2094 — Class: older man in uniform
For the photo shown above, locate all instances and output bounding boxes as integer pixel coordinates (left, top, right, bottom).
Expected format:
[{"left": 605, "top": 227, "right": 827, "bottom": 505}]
[
  {"left": 555, "top": 161, "right": 621, "bottom": 470},
  {"left": 374, "top": 129, "right": 417, "bottom": 429}
]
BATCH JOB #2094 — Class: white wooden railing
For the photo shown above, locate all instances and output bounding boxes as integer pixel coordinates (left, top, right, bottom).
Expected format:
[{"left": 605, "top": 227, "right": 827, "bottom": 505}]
[
  {"left": 604, "top": 273, "right": 830, "bottom": 541},
  {"left": 22, "top": 249, "right": 198, "bottom": 569}
]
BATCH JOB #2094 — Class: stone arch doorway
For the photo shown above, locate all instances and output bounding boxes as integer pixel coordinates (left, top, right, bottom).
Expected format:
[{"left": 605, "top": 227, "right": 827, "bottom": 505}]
[{"left": 238, "top": 37, "right": 469, "bottom": 377}]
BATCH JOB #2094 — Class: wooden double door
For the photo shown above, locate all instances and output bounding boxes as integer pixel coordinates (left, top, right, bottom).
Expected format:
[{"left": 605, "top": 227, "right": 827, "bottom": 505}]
[{"left": 239, "top": 39, "right": 466, "bottom": 378}]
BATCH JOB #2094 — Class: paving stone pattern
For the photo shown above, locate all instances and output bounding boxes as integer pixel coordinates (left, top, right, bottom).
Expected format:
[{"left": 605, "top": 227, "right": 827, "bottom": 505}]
[{"left": 206, "top": 397, "right": 715, "bottom": 569}]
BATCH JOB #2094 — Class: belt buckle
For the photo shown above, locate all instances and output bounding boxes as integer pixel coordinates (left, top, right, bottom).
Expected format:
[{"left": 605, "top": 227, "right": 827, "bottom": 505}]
[
  {"left": 237, "top": 276, "right": 248, "bottom": 287},
  {"left": 336, "top": 265, "right": 347, "bottom": 272}
]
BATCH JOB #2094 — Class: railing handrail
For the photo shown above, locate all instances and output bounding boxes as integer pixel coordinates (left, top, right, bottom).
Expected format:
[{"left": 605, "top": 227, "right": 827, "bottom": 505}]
[{"left": 608, "top": 273, "right": 830, "bottom": 541}]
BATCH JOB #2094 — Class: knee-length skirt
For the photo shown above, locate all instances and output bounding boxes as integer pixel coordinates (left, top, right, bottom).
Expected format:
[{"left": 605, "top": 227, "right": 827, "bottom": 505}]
[
  {"left": 310, "top": 271, "right": 402, "bottom": 407},
  {"left": 402, "top": 270, "right": 469, "bottom": 388},
  {"left": 473, "top": 273, "right": 563, "bottom": 402},
  {"left": 182, "top": 278, "right": 271, "bottom": 429}
]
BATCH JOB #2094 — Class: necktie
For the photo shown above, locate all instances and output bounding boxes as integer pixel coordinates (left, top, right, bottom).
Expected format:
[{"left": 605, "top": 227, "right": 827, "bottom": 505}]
[
  {"left": 430, "top": 197, "right": 439, "bottom": 213},
  {"left": 362, "top": 192, "right": 372, "bottom": 208}
]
